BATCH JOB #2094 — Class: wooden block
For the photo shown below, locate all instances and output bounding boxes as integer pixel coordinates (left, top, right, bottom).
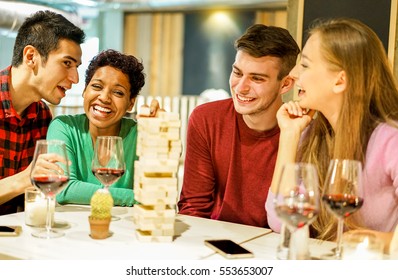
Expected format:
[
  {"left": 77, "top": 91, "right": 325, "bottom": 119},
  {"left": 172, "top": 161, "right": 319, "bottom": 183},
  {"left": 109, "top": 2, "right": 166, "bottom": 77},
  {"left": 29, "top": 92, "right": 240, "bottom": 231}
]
[
  {"left": 138, "top": 106, "right": 151, "bottom": 116},
  {"left": 135, "top": 230, "right": 173, "bottom": 242},
  {"left": 134, "top": 111, "right": 182, "bottom": 242},
  {"left": 138, "top": 137, "right": 169, "bottom": 147},
  {"left": 136, "top": 184, "right": 177, "bottom": 194},
  {"left": 135, "top": 188, "right": 177, "bottom": 205},
  {"left": 139, "top": 176, "right": 178, "bottom": 186},
  {"left": 134, "top": 204, "right": 176, "bottom": 218},
  {"left": 135, "top": 217, "right": 175, "bottom": 231},
  {"left": 158, "top": 111, "right": 180, "bottom": 121}
]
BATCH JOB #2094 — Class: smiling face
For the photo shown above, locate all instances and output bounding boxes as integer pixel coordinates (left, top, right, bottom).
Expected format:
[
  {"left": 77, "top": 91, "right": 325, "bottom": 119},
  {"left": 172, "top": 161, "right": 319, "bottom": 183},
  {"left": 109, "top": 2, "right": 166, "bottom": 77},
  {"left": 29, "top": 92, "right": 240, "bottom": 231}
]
[
  {"left": 229, "top": 50, "right": 287, "bottom": 129},
  {"left": 290, "top": 33, "right": 344, "bottom": 119},
  {"left": 32, "top": 39, "right": 82, "bottom": 105},
  {"left": 83, "top": 66, "right": 135, "bottom": 137}
]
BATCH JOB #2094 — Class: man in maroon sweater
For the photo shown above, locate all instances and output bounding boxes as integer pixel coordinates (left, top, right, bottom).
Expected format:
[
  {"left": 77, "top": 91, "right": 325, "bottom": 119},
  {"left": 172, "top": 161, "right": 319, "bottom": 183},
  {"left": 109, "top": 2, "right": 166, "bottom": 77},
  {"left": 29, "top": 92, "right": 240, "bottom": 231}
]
[{"left": 178, "top": 24, "right": 300, "bottom": 227}]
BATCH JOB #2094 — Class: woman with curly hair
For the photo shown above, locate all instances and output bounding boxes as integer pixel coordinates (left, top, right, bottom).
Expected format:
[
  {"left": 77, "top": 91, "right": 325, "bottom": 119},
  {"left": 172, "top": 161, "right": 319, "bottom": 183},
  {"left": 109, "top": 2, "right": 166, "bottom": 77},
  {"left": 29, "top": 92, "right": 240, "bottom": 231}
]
[{"left": 47, "top": 49, "right": 148, "bottom": 206}]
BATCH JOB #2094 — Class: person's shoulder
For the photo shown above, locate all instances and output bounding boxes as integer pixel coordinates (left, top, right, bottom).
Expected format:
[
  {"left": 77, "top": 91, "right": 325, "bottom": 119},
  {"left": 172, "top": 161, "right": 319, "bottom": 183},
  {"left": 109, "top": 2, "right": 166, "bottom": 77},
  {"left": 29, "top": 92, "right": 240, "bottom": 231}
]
[
  {"left": 369, "top": 122, "right": 398, "bottom": 149},
  {"left": 36, "top": 101, "right": 52, "bottom": 119},
  {"left": 373, "top": 122, "right": 398, "bottom": 137},
  {"left": 121, "top": 116, "right": 137, "bottom": 125},
  {"left": 119, "top": 116, "right": 137, "bottom": 137},
  {"left": 38, "top": 100, "right": 51, "bottom": 110},
  {"left": 0, "top": 66, "right": 11, "bottom": 78}
]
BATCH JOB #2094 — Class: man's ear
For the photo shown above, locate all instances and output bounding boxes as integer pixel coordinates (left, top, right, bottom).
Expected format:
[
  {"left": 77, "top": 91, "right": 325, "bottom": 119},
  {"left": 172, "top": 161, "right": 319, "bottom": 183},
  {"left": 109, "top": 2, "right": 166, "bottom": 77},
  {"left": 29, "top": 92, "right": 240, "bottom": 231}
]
[
  {"left": 333, "top": 70, "right": 346, "bottom": 94},
  {"left": 23, "top": 45, "right": 38, "bottom": 69},
  {"left": 280, "top": 75, "right": 295, "bottom": 95}
]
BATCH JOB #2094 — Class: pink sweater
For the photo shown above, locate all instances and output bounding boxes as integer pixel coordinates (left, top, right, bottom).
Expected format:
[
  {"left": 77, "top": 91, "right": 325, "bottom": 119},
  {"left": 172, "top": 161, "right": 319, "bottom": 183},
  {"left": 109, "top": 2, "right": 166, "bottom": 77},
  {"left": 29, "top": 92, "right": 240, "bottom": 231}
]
[
  {"left": 178, "top": 99, "right": 279, "bottom": 227},
  {"left": 266, "top": 123, "right": 398, "bottom": 233}
]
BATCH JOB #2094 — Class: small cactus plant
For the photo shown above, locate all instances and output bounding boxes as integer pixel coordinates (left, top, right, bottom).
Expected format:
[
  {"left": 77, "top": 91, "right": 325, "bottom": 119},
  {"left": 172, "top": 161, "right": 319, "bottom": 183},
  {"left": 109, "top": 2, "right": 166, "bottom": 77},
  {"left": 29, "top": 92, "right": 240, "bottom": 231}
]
[
  {"left": 89, "top": 189, "right": 113, "bottom": 239},
  {"left": 90, "top": 189, "right": 113, "bottom": 219}
]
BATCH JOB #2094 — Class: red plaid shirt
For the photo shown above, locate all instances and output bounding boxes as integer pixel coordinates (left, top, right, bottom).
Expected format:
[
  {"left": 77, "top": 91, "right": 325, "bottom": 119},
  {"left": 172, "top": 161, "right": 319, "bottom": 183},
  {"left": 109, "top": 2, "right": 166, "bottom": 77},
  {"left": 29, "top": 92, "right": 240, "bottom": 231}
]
[{"left": 0, "top": 66, "right": 52, "bottom": 214}]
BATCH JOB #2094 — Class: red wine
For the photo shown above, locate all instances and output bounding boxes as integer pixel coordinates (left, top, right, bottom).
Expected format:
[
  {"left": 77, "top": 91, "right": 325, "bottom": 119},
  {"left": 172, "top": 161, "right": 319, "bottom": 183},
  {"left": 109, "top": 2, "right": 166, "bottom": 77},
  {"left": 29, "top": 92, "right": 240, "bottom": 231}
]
[
  {"left": 322, "top": 194, "right": 363, "bottom": 218},
  {"left": 275, "top": 205, "right": 318, "bottom": 229},
  {"left": 33, "top": 175, "right": 69, "bottom": 197},
  {"left": 92, "top": 168, "right": 125, "bottom": 186}
]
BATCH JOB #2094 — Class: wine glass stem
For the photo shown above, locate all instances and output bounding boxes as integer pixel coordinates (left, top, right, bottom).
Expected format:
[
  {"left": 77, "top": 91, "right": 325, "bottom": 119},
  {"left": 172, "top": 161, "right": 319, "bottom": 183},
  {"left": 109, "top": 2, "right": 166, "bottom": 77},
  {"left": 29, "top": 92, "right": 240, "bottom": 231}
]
[
  {"left": 45, "top": 196, "right": 54, "bottom": 234},
  {"left": 335, "top": 217, "right": 344, "bottom": 258}
]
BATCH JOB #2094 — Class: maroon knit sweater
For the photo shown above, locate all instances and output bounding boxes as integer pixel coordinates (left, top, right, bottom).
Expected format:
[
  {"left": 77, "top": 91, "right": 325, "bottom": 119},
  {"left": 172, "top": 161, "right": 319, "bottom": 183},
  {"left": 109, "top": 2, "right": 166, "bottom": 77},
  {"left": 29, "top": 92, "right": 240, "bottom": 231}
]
[{"left": 178, "top": 98, "right": 279, "bottom": 227}]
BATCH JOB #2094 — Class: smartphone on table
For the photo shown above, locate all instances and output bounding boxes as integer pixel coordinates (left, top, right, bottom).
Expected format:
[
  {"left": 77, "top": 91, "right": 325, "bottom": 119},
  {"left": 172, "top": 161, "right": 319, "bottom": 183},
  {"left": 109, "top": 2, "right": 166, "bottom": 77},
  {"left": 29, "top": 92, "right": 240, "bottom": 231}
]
[
  {"left": 0, "top": 226, "right": 22, "bottom": 237},
  {"left": 204, "top": 239, "right": 254, "bottom": 259}
]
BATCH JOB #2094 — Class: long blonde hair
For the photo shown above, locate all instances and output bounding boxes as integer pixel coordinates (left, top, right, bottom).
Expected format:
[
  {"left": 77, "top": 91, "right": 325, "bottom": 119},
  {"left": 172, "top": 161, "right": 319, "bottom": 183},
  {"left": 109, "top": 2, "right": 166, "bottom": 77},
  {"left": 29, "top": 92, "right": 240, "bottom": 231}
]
[{"left": 297, "top": 18, "right": 398, "bottom": 240}]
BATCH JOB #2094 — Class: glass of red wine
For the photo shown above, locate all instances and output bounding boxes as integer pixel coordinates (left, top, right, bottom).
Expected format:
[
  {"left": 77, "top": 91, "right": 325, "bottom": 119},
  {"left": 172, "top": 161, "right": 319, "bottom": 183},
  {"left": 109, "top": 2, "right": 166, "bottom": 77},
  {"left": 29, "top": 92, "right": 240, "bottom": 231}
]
[
  {"left": 30, "top": 140, "right": 70, "bottom": 238},
  {"left": 274, "top": 162, "right": 319, "bottom": 259},
  {"left": 321, "top": 159, "right": 363, "bottom": 259},
  {"left": 91, "top": 136, "right": 125, "bottom": 221}
]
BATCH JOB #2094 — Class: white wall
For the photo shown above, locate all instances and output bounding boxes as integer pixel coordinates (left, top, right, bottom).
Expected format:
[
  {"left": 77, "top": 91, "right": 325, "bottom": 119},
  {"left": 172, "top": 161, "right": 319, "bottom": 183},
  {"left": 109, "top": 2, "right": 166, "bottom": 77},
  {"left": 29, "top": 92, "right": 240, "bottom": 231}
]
[{"left": 0, "top": 32, "right": 15, "bottom": 69}]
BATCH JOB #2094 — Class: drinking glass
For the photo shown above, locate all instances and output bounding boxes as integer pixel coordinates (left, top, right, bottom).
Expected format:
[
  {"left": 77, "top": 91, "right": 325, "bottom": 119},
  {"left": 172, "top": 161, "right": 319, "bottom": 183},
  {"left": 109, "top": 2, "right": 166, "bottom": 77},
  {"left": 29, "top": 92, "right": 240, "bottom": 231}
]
[
  {"left": 91, "top": 136, "right": 125, "bottom": 221},
  {"left": 30, "top": 140, "right": 69, "bottom": 238},
  {"left": 321, "top": 159, "right": 363, "bottom": 259},
  {"left": 274, "top": 162, "right": 319, "bottom": 259}
]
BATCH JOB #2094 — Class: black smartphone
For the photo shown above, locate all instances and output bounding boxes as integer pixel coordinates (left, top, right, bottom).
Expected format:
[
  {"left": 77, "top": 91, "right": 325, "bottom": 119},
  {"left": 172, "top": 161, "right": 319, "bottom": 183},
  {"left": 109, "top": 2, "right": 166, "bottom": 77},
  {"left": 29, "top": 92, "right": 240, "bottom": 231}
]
[
  {"left": 0, "top": 226, "right": 22, "bottom": 237},
  {"left": 204, "top": 239, "right": 254, "bottom": 259}
]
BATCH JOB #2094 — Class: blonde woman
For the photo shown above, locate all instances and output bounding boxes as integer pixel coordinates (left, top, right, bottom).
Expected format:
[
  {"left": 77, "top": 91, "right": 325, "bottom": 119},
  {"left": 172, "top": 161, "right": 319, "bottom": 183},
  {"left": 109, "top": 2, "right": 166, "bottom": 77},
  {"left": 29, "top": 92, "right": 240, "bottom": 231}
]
[{"left": 266, "top": 18, "right": 398, "bottom": 241}]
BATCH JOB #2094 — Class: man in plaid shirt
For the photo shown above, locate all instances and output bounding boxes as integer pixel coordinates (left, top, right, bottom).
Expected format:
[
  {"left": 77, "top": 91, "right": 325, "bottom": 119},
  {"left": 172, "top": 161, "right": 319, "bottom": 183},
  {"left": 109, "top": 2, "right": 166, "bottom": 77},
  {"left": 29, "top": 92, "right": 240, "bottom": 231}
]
[{"left": 0, "top": 10, "right": 85, "bottom": 215}]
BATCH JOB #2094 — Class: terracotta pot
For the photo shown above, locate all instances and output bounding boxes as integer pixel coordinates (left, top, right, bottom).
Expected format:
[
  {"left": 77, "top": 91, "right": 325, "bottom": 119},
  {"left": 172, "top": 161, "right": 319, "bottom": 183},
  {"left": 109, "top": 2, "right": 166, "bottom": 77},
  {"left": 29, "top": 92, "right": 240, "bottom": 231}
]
[{"left": 88, "top": 216, "right": 111, "bottom": 239}]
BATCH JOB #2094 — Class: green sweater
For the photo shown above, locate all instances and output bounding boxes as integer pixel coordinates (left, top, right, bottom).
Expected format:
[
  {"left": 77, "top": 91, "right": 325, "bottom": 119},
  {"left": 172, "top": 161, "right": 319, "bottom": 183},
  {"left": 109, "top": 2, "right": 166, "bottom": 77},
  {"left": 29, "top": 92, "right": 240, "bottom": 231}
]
[{"left": 46, "top": 114, "right": 138, "bottom": 206}]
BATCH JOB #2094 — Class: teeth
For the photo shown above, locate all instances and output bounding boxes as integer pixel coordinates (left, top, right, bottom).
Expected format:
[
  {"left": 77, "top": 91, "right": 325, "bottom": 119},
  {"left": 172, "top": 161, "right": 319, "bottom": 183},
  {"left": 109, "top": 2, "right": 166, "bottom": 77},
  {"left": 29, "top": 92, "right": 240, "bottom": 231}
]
[
  {"left": 237, "top": 95, "right": 254, "bottom": 102},
  {"left": 94, "top": 105, "right": 111, "bottom": 113}
]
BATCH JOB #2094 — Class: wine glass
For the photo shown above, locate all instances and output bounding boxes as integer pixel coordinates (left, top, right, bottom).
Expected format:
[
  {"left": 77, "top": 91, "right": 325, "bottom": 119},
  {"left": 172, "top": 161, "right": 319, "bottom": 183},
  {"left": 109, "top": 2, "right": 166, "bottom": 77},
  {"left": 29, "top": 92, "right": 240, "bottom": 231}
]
[
  {"left": 321, "top": 159, "right": 363, "bottom": 259},
  {"left": 274, "top": 162, "right": 320, "bottom": 259},
  {"left": 30, "top": 140, "right": 70, "bottom": 238},
  {"left": 91, "top": 136, "right": 125, "bottom": 221}
]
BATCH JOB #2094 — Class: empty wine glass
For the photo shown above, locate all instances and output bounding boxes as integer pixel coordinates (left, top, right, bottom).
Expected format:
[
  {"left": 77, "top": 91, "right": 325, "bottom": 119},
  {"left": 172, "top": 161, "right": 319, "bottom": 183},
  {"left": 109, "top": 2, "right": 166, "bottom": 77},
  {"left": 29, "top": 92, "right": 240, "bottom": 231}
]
[
  {"left": 91, "top": 136, "right": 125, "bottom": 221},
  {"left": 321, "top": 159, "right": 363, "bottom": 259},
  {"left": 30, "top": 140, "right": 69, "bottom": 238},
  {"left": 274, "top": 162, "right": 319, "bottom": 259}
]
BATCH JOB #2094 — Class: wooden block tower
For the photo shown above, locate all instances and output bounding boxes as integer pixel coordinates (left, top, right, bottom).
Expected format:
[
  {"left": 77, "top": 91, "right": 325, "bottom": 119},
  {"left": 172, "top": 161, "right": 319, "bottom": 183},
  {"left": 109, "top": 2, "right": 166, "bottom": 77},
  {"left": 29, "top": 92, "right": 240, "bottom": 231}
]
[{"left": 133, "top": 111, "right": 182, "bottom": 242}]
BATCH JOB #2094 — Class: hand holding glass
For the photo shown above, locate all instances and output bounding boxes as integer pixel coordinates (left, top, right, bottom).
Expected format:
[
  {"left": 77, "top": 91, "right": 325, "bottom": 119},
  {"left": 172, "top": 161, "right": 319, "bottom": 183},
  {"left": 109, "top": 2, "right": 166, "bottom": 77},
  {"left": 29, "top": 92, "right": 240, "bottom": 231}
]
[
  {"left": 30, "top": 140, "right": 69, "bottom": 238},
  {"left": 322, "top": 159, "right": 363, "bottom": 259},
  {"left": 274, "top": 163, "right": 319, "bottom": 259}
]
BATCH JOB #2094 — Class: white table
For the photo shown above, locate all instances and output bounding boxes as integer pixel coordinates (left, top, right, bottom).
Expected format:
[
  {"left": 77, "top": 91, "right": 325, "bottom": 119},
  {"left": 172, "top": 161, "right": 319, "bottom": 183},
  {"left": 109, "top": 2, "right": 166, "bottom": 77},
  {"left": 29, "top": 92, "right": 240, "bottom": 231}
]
[
  {"left": 240, "top": 232, "right": 336, "bottom": 260},
  {"left": 0, "top": 205, "right": 271, "bottom": 260},
  {"left": 3, "top": 205, "right": 391, "bottom": 261},
  {"left": 237, "top": 232, "right": 394, "bottom": 260}
]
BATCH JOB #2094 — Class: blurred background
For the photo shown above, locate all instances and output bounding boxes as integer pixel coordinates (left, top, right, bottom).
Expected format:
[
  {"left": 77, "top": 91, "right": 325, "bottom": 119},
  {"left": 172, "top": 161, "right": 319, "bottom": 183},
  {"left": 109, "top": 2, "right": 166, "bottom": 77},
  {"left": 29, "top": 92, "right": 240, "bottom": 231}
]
[{"left": 0, "top": 0, "right": 289, "bottom": 104}]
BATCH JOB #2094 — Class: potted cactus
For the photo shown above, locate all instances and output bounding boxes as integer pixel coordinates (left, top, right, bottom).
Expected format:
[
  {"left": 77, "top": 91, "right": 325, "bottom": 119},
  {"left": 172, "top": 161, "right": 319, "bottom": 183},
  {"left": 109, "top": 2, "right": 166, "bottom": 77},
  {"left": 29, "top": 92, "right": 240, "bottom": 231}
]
[{"left": 88, "top": 189, "right": 113, "bottom": 239}]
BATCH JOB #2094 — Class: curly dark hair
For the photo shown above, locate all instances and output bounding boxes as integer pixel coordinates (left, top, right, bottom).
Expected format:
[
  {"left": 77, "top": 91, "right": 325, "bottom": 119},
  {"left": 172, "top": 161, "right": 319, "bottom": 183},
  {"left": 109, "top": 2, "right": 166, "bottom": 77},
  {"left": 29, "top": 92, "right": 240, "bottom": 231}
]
[
  {"left": 12, "top": 10, "right": 85, "bottom": 66},
  {"left": 85, "top": 49, "right": 146, "bottom": 99}
]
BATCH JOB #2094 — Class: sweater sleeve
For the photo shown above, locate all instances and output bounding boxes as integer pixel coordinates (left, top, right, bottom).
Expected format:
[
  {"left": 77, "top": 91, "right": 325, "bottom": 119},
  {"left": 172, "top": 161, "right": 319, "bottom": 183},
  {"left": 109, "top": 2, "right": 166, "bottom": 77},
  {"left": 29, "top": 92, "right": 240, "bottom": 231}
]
[
  {"left": 177, "top": 108, "right": 216, "bottom": 217},
  {"left": 46, "top": 116, "right": 135, "bottom": 206}
]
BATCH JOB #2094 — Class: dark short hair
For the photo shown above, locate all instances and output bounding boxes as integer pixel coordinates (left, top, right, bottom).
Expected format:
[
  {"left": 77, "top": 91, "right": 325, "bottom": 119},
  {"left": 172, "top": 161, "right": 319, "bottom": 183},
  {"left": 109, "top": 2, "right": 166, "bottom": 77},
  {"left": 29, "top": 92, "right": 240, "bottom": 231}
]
[
  {"left": 85, "top": 49, "right": 146, "bottom": 99},
  {"left": 12, "top": 10, "right": 85, "bottom": 66},
  {"left": 235, "top": 24, "right": 300, "bottom": 79}
]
